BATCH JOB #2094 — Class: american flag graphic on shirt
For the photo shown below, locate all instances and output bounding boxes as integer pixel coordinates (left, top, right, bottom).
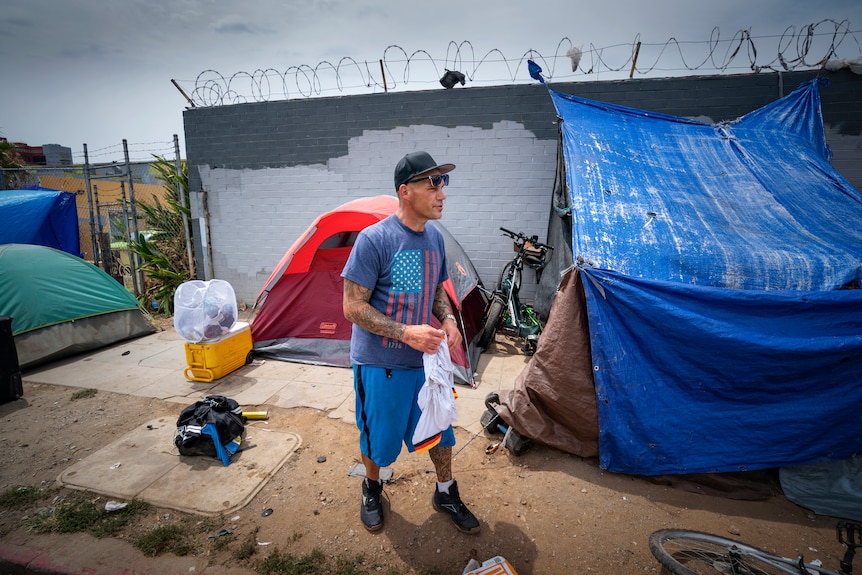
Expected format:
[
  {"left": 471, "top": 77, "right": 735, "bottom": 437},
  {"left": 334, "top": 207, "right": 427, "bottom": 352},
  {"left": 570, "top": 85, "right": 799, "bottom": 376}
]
[{"left": 383, "top": 248, "right": 440, "bottom": 348}]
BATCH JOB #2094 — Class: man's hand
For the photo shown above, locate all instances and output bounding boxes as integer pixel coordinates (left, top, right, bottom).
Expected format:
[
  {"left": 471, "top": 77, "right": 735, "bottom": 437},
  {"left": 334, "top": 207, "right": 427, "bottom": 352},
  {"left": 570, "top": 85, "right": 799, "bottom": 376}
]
[
  {"left": 441, "top": 317, "right": 462, "bottom": 353},
  {"left": 402, "top": 324, "right": 448, "bottom": 354}
]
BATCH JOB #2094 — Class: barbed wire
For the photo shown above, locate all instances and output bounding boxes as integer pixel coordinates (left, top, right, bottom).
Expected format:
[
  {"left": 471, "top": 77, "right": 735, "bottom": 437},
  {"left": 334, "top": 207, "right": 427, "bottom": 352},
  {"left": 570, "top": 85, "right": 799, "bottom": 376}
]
[
  {"left": 176, "top": 19, "right": 860, "bottom": 108},
  {"left": 72, "top": 140, "right": 177, "bottom": 165}
]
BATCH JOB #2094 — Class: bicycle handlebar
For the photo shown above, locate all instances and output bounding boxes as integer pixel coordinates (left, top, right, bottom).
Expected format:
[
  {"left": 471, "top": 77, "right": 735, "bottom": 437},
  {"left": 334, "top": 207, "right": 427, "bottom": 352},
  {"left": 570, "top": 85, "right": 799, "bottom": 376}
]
[{"left": 499, "top": 227, "right": 553, "bottom": 251}]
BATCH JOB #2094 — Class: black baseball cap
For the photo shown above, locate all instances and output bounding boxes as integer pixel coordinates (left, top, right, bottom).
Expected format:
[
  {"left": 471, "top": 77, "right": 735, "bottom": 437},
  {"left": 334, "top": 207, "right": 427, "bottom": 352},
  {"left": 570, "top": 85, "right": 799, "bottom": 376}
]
[{"left": 393, "top": 151, "right": 455, "bottom": 190}]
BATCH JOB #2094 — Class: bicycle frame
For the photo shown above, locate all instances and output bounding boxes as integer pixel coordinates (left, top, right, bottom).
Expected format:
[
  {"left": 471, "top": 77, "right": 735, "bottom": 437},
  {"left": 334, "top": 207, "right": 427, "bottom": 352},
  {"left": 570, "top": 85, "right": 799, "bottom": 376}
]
[{"left": 477, "top": 227, "right": 552, "bottom": 355}]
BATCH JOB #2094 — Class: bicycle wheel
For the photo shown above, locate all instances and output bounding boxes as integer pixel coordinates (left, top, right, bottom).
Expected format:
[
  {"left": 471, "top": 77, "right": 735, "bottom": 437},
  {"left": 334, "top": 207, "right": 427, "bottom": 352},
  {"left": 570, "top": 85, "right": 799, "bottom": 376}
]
[
  {"left": 649, "top": 530, "right": 838, "bottom": 575},
  {"left": 496, "top": 261, "right": 516, "bottom": 292},
  {"left": 477, "top": 297, "right": 505, "bottom": 350}
]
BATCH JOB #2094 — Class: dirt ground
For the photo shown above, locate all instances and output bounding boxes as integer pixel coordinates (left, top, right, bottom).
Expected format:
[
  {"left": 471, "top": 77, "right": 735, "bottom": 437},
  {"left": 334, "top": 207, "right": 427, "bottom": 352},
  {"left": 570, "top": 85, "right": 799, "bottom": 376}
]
[{"left": 0, "top": 366, "right": 855, "bottom": 574}]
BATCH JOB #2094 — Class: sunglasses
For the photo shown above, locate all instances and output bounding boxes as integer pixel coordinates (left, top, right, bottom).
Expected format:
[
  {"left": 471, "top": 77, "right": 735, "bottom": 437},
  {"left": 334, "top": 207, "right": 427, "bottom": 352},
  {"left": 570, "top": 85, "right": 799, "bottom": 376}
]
[{"left": 407, "top": 174, "right": 449, "bottom": 188}]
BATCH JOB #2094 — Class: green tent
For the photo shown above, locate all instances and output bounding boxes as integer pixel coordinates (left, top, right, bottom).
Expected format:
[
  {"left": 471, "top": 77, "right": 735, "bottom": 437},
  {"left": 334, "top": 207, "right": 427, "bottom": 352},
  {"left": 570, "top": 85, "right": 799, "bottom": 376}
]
[{"left": 0, "top": 244, "right": 155, "bottom": 369}]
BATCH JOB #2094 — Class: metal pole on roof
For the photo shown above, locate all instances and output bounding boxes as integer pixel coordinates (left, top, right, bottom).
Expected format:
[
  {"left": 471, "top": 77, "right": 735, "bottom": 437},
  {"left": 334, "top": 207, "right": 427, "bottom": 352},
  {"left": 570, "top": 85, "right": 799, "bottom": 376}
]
[
  {"left": 629, "top": 41, "right": 641, "bottom": 79},
  {"left": 174, "top": 134, "right": 195, "bottom": 277},
  {"left": 379, "top": 60, "right": 388, "bottom": 92},
  {"left": 82, "top": 144, "right": 100, "bottom": 265}
]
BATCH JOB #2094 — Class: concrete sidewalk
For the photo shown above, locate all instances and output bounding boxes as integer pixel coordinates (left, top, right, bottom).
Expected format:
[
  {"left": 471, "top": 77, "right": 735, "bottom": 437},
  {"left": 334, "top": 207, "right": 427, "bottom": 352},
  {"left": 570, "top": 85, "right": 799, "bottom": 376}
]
[
  {"left": 21, "top": 327, "right": 528, "bottom": 436},
  {"left": 3, "top": 327, "right": 529, "bottom": 574}
]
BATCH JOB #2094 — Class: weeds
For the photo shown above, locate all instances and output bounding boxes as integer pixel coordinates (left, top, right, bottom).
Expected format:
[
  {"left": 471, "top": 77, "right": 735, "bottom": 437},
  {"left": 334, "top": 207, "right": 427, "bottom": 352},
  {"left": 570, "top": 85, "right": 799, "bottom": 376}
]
[
  {"left": 5, "top": 486, "right": 416, "bottom": 573},
  {"left": 71, "top": 388, "right": 98, "bottom": 400},
  {"left": 0, "top": 486, "right": 43, "bottom": 509},
  {"left": 234, "top": 526, "right": 258, "bottom": 560},
  {"left": 28, "top": 494, "right": 149, "bottom": 538},
  {"left": 136, "top": 523, "right": 195, "bottom": 557},
  {"left": 255, "top": 548, "right": 413, "bottom": 575}
]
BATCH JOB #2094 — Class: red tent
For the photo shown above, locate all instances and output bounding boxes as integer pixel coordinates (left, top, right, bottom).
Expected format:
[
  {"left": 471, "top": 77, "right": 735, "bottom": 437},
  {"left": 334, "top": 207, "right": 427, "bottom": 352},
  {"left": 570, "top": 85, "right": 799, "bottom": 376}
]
[{"left": 251, "top": 196, "right": 486, "bottom": 387}]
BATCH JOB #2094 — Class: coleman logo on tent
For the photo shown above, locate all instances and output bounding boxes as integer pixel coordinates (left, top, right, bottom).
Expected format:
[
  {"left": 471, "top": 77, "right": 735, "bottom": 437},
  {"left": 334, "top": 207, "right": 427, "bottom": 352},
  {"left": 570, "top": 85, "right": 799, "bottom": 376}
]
[{"left": 319, "top": 322, "right": 337, "bottom": 335}]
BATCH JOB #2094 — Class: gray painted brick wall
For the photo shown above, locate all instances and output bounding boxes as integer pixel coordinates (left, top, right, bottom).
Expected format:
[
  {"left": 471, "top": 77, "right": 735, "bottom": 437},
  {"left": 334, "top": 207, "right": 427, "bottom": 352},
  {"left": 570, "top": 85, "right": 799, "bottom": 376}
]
[{"left": 184, "top": 69, "right": 861, "bottom": 306}]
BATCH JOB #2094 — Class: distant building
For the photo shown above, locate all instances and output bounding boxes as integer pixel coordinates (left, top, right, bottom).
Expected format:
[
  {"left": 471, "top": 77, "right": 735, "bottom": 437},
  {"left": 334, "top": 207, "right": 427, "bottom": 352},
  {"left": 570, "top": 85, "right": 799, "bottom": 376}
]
[
  {"left": 8, "top": 140, "right": 73, "bottom": 167},
  {"left": 42, "top": 144, "right": 73, "bottom": 167}
]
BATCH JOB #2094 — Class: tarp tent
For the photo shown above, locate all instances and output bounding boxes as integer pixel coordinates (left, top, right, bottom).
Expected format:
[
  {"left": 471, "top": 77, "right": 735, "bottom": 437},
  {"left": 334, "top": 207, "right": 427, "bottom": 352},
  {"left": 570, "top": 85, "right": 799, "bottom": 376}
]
[
  {"left": 498, "top": 77, "right": 862, "bottom": 476},
  {"left": 0, "top": 187, "right": 81, "bottom": 256},
  {"left": 251, "top": 195, "right": 487, "bottom": 386},
  {"left": 0, "top": 244, "right": 155, "bottom": 369}
]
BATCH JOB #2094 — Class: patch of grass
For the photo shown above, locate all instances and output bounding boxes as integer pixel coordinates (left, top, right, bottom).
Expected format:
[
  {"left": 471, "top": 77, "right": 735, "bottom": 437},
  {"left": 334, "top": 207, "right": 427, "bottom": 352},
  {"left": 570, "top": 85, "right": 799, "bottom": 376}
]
[
  {"left": 0, "top": 485, "right": 43, "bottom": 508},
  {"left": 234, "top": 526, "right": 258, "bottom": 560},
  {"left": 28, "top": 495, "right": 149, "bottom": 538},
  {"left": 333, "top": 555, "right": 367, "bottom": 575},
  {"left": 257, "top": 548, "right": 325, "bottom": 575},
  {"left": 255, "top": 548, "right": 417, "bottom": 575},
  {"left": 30, "top": 497, "right": 100, "bottom": 534},
  {"left": 91, "top": 498, "right": 150, "bottom": 538},
  {"left": 211, "top": 531, "right": 233, "bottom": 552},
  {"left": 135, "top": 523, "right": 196, "bottom": 557},
  {"left": 70, "top": 388, "right": 98, "bottom": 400}
]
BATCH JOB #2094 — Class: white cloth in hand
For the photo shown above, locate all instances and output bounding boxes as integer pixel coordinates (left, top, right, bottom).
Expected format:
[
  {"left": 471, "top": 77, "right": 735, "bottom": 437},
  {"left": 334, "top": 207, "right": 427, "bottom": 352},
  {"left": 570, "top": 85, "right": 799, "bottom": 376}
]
[{"left": 412, "top": 335, "right": 457, "bottom": 452}]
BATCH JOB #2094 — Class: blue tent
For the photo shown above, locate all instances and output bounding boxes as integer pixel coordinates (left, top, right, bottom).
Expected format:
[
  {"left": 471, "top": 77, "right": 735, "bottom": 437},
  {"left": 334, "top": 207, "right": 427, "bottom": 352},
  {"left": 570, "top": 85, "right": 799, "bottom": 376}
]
[
  {"left": 501, "top": 77, "right": 862, "bottom": 476},
  {"left": 0, "top": 186, "right": 81, "bottom": 256}
]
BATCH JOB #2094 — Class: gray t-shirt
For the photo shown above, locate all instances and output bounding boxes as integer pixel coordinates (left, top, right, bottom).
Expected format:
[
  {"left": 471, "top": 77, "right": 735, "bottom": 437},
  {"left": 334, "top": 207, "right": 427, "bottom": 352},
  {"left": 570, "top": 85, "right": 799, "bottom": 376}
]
[{"left": 341, "top": 214, "right": 448, "bottom": 369}]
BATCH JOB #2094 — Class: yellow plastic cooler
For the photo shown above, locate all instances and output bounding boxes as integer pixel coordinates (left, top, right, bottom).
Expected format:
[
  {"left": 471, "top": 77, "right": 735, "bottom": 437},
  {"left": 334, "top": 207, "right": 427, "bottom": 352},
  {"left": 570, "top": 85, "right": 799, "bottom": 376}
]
[{"left": 184, "top": 322, "right": 253, "bottom": 382}]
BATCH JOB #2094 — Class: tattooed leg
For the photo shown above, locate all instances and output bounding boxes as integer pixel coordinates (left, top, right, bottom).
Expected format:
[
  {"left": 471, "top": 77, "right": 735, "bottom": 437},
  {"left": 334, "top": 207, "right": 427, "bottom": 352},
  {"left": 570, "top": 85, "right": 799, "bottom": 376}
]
[{"left": 428, "top": 445, "right": 452, "bottom": 482}]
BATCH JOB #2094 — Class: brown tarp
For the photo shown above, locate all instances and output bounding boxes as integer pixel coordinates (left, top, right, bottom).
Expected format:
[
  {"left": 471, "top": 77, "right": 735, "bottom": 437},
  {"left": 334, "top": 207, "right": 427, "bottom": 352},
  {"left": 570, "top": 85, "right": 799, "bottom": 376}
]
[{"left": 496, "top": 267, "right": 599, "bottom": 457}]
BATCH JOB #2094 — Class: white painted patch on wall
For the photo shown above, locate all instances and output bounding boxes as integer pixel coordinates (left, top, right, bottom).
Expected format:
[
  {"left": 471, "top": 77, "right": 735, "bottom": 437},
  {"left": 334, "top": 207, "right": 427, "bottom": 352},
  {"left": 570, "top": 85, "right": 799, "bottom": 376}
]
[{"left": 196, "top": 122, "right": 557, "bottom": 306}]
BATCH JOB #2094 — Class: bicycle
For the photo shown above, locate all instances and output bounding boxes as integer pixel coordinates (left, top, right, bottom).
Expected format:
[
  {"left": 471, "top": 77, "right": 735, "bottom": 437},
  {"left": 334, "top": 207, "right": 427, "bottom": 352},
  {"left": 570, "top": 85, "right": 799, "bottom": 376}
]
[
  {"left": 477, "top": 227, "right": 552, "bottom": 356},
  {"left": 649, "top": 521, "right": 862, "bottom": 575}
]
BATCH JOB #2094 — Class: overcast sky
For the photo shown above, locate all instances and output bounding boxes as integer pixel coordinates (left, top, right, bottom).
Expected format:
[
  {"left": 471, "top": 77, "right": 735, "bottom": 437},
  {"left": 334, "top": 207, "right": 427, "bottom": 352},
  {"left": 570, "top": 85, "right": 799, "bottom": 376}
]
[{"left": 1, "top": 0, "right": 860, "bottom": 164}]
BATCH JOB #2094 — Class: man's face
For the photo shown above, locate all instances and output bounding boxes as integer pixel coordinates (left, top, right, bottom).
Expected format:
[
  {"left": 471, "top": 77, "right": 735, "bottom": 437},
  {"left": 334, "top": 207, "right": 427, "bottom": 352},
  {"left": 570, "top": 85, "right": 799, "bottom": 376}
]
[{"left": 403, "top": 170, "right": 448, "bottom": 220}]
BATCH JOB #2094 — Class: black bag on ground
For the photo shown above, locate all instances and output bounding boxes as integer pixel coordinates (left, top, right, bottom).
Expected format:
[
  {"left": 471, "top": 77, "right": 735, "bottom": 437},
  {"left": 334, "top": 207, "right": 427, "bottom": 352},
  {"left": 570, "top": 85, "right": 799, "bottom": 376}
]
[
  {"left": 0, "top": 316, "right": 24, "bottom": 404},
  {"left": 174, "top": 395, "right": 246, "bottom": 458}
]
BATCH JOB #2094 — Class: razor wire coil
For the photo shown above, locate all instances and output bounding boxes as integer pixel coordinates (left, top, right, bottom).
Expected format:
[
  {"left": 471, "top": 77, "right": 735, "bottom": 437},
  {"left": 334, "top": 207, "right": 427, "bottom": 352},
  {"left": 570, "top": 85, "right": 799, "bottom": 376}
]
[{"left": 179, "top": 19, "right": 860, "bottom": 108}]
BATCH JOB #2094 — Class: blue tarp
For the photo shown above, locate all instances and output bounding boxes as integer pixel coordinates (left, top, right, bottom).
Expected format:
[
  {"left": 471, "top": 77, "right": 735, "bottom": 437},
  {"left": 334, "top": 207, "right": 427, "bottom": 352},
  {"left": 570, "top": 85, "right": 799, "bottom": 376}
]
[
  {"left": 0, "top": 186, "right": 81, "bottom": 257},
  {"left": 581, "top": 268, "right": 862, "bottom": 474},
  {"left": 554, "top": 79, "right": 862, "bottom": 291},
  {"left": 549, "top": 78, "right": 862, "bottom": 475}
]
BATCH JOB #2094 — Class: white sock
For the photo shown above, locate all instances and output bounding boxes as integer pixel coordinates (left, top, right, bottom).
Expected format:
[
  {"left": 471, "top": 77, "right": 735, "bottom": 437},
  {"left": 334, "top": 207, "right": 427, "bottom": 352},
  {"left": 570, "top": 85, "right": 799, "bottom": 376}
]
[{"left": 437, "top": 480, "right": 453, "bottom": 494}]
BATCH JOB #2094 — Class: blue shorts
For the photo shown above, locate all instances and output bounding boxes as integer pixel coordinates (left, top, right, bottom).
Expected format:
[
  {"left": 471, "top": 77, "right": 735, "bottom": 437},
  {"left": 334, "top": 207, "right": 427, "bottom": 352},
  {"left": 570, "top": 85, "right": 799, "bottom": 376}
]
[{"left": 354, "top": 364, "right": 455, "bottom": 468}]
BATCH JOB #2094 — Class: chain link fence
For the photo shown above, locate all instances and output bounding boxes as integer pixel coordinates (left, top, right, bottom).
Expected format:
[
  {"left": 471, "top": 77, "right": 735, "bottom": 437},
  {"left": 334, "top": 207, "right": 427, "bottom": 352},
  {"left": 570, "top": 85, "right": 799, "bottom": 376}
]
[{"left": 1, "top": 160, "right": 193, "bottom": 308}]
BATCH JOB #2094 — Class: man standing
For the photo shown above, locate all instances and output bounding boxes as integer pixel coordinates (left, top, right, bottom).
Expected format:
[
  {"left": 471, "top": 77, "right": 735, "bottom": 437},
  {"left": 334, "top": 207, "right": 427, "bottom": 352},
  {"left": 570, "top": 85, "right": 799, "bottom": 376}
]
[{"left": 341, "top": 151, "right": 481, "bottom": 534}]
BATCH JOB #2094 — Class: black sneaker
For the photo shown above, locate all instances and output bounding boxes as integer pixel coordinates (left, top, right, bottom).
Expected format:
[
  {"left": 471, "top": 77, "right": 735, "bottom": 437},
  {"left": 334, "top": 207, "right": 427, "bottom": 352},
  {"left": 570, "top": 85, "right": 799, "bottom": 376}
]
[
  {"left": 360, "top": 478, "right": 384, "bottom": 532},
  {"left": 432, "top": 480, "right": 480, "bottom": 534}
]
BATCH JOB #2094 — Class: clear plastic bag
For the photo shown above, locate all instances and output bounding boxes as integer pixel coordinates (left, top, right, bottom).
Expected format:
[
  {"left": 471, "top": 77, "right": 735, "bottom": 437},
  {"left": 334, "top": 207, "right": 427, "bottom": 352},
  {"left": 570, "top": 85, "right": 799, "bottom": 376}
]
[{"left": 173, "top": 280, "right": 237, "bottom": 343}]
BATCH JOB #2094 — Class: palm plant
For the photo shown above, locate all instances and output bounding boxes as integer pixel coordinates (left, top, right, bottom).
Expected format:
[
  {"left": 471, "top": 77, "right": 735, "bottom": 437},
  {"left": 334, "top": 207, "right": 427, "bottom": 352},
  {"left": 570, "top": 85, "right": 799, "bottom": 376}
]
[
  {"left": 0, "top": 139, "right": 28, "bottom": 188},
  {"left": 128, "top": 155, "right": 193, "bottom": 314}
]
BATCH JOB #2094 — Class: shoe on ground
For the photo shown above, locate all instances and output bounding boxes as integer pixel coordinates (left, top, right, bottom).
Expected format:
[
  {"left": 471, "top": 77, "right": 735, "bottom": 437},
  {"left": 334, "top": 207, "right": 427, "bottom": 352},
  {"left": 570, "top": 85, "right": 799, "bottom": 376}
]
[
  {"left": 432, "top": 480, "right": 481, "bottom": 534},
  {"left": 361, "top": 478, "right": 384, "bottom": 532}
]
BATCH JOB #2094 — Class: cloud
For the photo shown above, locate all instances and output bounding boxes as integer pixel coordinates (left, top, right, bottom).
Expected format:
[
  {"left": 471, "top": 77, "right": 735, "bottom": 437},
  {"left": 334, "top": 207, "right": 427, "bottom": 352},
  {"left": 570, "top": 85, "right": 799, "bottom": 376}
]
[
  {"left": 213, "top": 17, "right": 274, "bottom": 35},
  {"left": 0, "top": 16, "right": 35, "bottom": 32},
  {"left": 0, "top": 0, "right": 859, "bottom": 158}
]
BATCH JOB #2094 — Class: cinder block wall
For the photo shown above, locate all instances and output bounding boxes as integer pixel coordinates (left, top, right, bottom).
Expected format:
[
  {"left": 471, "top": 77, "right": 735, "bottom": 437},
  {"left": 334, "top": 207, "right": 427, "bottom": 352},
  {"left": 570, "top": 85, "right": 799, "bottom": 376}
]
[{"left": 183, "top": 69, "right": 861, "bottom": 307}]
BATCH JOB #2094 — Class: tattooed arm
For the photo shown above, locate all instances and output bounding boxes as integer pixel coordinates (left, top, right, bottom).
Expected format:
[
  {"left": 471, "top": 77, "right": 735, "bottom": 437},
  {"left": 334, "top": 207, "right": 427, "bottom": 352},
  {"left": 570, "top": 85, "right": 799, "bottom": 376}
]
[
  {"left": 342, "top": 278, "right": 406, "bottom": 342},
  {"left": 343, "top": 278, "right": 447, "bottom": 354}
]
